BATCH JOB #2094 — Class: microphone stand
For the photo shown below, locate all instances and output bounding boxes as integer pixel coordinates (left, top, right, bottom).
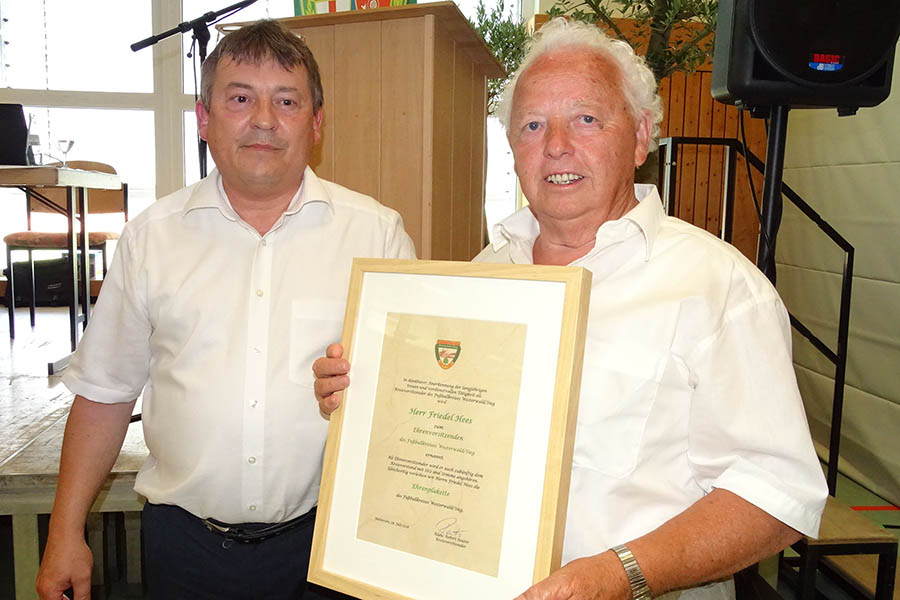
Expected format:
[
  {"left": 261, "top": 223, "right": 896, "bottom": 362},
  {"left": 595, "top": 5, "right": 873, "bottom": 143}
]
[{"left": 131, "top": 0, "right": 259, "bottom": 178}]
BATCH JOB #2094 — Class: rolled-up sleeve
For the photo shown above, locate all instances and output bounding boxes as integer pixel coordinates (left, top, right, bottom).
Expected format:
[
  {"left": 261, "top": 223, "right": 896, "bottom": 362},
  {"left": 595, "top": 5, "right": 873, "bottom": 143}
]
[
  {"left": 687, "top": 296, "right": 828, "bottom": 537},
  {"left": 62, "top": 226, "right": 151, "bottom": 404}
]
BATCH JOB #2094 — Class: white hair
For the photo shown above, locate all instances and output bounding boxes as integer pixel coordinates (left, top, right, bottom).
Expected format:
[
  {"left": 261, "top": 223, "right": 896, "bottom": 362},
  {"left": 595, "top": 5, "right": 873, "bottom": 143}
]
[{"left": 496, "top": 17, "right": 663, "bottom": 151}]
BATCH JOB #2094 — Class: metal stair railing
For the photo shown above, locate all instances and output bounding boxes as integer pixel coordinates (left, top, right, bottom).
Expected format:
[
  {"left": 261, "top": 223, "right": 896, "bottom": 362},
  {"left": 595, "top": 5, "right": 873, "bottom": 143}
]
[{"left": 657, "top": 136, "right": 855, "bottom": 497}]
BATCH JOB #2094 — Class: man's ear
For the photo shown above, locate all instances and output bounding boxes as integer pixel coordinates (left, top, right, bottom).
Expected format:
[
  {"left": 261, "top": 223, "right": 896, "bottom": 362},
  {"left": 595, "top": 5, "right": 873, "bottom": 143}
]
[
  {"left": 195, "top": 100, "right": 210, "bottom": 141},
  {"left": 634, "top": 109, "right": 653, "bottom": 167},
  {"left": 312, "top": 109, "right": 324, "bottom": 145}
]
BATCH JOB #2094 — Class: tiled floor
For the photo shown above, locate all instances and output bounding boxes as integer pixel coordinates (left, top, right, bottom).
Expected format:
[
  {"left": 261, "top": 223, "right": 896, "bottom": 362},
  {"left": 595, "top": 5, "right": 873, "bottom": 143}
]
[{"left": 1, "top": 306, "right": 897, "bottom": 599}]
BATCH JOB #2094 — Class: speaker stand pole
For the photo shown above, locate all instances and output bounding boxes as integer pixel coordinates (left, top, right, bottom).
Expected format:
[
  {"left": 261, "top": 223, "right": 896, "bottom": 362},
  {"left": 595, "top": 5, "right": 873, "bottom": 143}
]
[{"left": 756, "top": 105, "right": 790, "bottom": 285}]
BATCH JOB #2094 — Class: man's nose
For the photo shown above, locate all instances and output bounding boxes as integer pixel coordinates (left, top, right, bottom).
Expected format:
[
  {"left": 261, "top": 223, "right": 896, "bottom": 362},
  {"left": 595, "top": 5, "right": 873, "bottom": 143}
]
[
  {"left": 544, "top": 123, "right": 573, "bottom": 158},
  {"left": 252, "top": 100, "right": 276, "bottom": 129}
]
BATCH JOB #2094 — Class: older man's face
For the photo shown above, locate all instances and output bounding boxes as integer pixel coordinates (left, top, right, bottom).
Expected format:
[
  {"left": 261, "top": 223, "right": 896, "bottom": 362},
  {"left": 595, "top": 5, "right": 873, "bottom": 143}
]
[{"left": 508, "top": 49, "right": 651, "bottom": 228}]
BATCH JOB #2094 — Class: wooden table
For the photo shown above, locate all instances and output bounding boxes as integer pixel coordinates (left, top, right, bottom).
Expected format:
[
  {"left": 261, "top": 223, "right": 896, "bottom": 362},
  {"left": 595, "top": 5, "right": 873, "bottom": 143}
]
[
  {"left": 0, "top": 408, "right": 147, "bottom": 600},
  {"left": 0, "top": 166, "right": 122, "bottom": 374}
]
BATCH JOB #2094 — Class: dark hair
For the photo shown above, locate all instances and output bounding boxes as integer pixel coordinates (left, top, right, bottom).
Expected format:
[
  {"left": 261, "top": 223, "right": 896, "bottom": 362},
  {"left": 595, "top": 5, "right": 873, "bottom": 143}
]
[{"left": 200, "top": 20, "right": 324, "bottom": 113}]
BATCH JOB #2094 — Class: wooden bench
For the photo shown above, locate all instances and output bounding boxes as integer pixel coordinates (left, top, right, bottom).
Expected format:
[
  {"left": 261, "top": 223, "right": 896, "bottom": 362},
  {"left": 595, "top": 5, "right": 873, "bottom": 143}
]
[
  {"left": 822, "top": 553, "right": 900, "bottom": 600},
  {"left": 0, "top": 412, "right": 147, "bottom": 600},
  {"left": 781, "top": 496, "right": 898, "bottom": 600}
]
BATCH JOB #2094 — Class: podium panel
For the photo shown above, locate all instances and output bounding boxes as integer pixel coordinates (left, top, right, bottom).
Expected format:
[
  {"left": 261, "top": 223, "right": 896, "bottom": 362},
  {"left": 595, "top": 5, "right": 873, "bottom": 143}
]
[{"left": 266, "top": 4, "right": 504, "bottom": 260}]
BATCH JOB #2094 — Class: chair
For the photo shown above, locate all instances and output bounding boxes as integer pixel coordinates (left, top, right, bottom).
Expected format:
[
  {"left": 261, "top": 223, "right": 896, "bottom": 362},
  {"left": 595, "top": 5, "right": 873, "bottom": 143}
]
[{"left": 4, "top": 160, "right": 128, "bottom": 337}]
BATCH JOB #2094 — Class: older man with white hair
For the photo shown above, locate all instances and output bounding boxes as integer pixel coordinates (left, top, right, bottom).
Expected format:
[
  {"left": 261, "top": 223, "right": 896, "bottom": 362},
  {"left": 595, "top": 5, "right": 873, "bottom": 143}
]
[{"left": 314, "top": 18, "right": 827, "bottom": 600}]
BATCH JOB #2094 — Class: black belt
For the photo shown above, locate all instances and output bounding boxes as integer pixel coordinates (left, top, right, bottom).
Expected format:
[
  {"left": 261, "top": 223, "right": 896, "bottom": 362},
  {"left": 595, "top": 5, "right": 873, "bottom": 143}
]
[{"left": 202, "top": 506, "right": 317, "bottom": 544}]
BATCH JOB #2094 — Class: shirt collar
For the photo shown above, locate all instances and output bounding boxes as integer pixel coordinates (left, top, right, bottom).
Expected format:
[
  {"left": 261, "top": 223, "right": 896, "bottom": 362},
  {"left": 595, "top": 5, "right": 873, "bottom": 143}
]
[
  {"left": 490, "top": 184, "right": 664, "bottom": 262},
  {"left": 622, "top": 183, "right": 664, "bottom": 261},
  {"left": 182, "top": 166, "right": 334, "bottom": 220}
]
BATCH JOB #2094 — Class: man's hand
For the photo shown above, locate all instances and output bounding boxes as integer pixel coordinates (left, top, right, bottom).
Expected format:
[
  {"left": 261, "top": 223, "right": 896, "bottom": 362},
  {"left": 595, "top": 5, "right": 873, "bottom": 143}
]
[
  {"left": 518, "top": 489, "right": 802, "bottom": 600},
  {"left": 35, "top": 532, "right": 93, "bottom": 600},
  {"left": 36, "top": 396, "right": 135, "bottom": 600},
  {"left": 312, "top": 343, "right": 350, "bottom": 416},
  {"left": 515, "top": 553, "right": 630, "bottom": 600}
]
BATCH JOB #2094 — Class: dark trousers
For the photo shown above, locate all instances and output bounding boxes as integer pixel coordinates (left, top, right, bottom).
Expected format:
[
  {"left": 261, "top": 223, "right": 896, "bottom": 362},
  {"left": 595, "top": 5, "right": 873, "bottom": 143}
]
[{"left": 142, "top": 502, "right": 352, "bottom": 600}]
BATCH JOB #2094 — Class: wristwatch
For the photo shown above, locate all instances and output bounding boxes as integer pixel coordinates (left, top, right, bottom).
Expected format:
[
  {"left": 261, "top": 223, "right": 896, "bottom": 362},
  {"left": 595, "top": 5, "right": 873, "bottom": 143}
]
[{"left": 612, "top": 544, "right": 652, "bottom": 600}]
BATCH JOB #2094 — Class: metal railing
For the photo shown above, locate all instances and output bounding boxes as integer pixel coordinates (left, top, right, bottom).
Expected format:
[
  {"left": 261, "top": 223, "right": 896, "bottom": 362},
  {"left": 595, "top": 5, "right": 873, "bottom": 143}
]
[{"left": 657, "top": 136, "right": 854, "bottom": 496}]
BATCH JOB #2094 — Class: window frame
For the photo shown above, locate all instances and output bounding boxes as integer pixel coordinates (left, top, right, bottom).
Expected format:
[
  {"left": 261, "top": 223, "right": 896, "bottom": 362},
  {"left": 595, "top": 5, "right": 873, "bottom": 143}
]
[{"left": 0, "top": 1, "right": 197, "bottom": 198}]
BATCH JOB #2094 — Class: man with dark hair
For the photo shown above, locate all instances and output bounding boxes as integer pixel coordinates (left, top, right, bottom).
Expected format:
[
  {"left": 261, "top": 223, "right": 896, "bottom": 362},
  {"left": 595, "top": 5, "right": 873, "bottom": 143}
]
[
  {"left": 199, "top": 19, "right": 324, "bottom": 114},
  {"left": 36, "top": 20, "right": 414, "bottom": 600}
]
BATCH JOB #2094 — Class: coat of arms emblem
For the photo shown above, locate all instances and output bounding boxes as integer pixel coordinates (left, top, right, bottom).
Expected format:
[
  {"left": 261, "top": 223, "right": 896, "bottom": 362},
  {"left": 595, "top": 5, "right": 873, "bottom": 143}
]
[{"left": 434, "top": 339, "right": 461, "bottom": 369}]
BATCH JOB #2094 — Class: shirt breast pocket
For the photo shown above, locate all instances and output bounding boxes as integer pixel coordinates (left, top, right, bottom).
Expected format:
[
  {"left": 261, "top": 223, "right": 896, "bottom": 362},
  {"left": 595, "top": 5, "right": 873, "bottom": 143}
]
[
  {"left": 573, "top": 339, "right": 663, "bottom": 478},
  {"left": 289, "top": 299, "right": 344, "bottom": 388}
]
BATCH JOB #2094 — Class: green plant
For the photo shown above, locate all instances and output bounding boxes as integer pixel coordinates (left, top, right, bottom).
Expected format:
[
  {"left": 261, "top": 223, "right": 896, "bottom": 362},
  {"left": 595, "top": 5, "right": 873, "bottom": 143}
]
[
  {"left": 469, "top": 0, "right": 529, "bottom": 114},
  {"left": 546, "top": 0, "right": 718, "bottom": 81}
]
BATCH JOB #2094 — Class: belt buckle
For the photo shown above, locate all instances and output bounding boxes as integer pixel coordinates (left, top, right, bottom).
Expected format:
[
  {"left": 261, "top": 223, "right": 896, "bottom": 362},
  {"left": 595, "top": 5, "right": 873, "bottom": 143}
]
[
  {"left": 202, "top": 508, "right": 315, "bottom": 544},
  {"left": 203, "top": 519, "right": 236, "bottom": 536}
]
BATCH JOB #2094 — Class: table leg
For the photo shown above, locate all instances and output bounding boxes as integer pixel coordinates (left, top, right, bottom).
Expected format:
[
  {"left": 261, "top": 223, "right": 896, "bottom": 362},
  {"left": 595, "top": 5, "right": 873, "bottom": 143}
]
[
  {"left": 6, "top": 244, "right": 14, "bottom": 339},
  {"left": 875, "top": 544, "right": 897, "bottom": 600},
  {"left": 11, "top": 513, "right": 40, "bottom": 600},
  {"left": 47, "top": 185, "right": 79, "bottom": 375},
  {"left": 76, "top": 187, "right": 90, "bottom": 332},
  {"left": 86, "top": 512, "right": 104, "bottom": 586},
  {"left": 124, "top": 511, "right": 143, "bottom": 584},
  {"left": 65, "top": 186, "right": 77, "bottom": 352},
  {"left": 27, "top": 250, "right": 36, "bottom": 327},
  {"left": 798, "top": 545, "right": 818, "bottom": 600}
]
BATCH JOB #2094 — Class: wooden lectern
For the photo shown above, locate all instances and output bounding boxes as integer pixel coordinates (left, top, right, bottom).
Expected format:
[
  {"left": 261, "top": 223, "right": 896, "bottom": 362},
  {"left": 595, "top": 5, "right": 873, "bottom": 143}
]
[{"left": 229, "top": 3, "right": 504, "bottom": 260}]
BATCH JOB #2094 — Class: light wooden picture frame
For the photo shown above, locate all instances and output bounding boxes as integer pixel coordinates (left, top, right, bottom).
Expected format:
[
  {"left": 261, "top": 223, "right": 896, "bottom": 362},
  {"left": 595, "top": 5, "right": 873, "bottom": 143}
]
[{"left": 309, "top": 258, "right": 591, "bottom": 599}]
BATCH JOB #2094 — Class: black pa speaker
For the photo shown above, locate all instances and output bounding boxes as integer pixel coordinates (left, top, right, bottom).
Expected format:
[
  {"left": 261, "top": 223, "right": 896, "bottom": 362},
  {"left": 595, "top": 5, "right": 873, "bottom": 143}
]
[
  {"left": 711, "top": 0, "right": 900, "bottom": 113},
  {"left": 0, "top": 104, "right": 28, "bottom": 165}
]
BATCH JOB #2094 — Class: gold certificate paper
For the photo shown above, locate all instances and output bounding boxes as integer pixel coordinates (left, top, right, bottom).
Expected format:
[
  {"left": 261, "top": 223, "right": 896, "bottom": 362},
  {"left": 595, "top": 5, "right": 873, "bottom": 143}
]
[{"left": 357, "top": 313, "right": 526, "bottom": 576}]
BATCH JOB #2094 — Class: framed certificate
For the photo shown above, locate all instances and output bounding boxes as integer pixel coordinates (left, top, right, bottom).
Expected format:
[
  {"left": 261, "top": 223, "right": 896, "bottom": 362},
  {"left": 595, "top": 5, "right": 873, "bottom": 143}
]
[{"left": 309, "top": 259, "right": 591, "bottom": 599}]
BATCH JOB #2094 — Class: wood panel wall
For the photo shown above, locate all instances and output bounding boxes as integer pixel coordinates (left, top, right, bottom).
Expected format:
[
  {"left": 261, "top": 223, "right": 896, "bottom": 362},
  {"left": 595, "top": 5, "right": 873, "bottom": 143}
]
[
  {"left": 276, "top": 4, "right": 504, "bottom": 261},
  {"left": 658, "top": 69, "right": 769, "bottom": 262},
  {"left": 301, "top": 18, "right": 429, "bottom": 253},
  {"left": 431, "top": 16, "right": 494, "bottom": 261}
]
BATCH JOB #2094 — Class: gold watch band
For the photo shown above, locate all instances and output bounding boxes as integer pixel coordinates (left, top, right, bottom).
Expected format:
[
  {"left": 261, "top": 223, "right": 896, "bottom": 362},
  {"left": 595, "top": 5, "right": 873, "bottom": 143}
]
[{"left": 611, "top": 544, "right": 652, "bottom": 600}]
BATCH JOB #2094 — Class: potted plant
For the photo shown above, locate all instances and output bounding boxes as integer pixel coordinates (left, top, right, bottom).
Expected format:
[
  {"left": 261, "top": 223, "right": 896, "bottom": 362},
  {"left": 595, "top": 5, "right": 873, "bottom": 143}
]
[
  {"left": 469, "top": 0, "right": 529, "bottom": 114},
  {"left": 547, "top": 0, "right": 718, "bottom": 82}
]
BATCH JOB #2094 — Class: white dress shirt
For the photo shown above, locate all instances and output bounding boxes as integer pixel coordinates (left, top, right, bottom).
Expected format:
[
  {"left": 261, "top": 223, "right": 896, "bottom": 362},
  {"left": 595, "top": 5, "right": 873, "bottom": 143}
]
[
  {"left": 476, "top": 185, "right": 827, "bottom": 599},
  {"left": 63, "top": 168, "right": 416, "bottom": 524}
]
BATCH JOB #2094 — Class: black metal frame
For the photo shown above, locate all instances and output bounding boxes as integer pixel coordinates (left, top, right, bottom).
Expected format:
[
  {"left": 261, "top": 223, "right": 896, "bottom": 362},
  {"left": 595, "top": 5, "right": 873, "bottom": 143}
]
[
  {"left": 6, "top": 183, "right": 92, "bottom": 374},
  {"left": 656, "top": 136, "right": 900, "bottom": 600},
  {"left": 779, "top": 541, "right": 898, "bottom": 600},
  {"left": 657, "top": 135, "right": 854, "bottom": 497}
]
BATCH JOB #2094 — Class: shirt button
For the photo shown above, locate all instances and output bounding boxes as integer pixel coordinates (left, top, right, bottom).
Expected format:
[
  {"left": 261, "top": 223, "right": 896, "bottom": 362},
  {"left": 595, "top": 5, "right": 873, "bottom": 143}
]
[
  {"left": 261, "top": 239, "right": 267, "bottom": 247},
  {"left": 253, "top": 347, "right": 262, "bottom": 354},
  {"left": 249, "top": 504, "right": 257, "bottom": 511},
  {"left": 256, "top": 289, "right": 264, "bottom": 297},
  {"left": 248, "top": 456, "right": 257, "bottom": 464}
]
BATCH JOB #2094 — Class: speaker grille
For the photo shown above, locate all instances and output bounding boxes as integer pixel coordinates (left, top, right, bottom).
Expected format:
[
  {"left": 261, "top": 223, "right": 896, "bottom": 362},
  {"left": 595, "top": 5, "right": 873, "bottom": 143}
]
[{"left": 750, "top": 0, "right": 900, "bottom": 87}]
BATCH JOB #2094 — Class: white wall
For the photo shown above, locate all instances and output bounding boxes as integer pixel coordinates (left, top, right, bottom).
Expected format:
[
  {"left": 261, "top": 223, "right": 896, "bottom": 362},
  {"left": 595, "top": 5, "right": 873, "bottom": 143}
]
[{"left": 778, "top": 44, "right": 900, "bottom": 504}]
